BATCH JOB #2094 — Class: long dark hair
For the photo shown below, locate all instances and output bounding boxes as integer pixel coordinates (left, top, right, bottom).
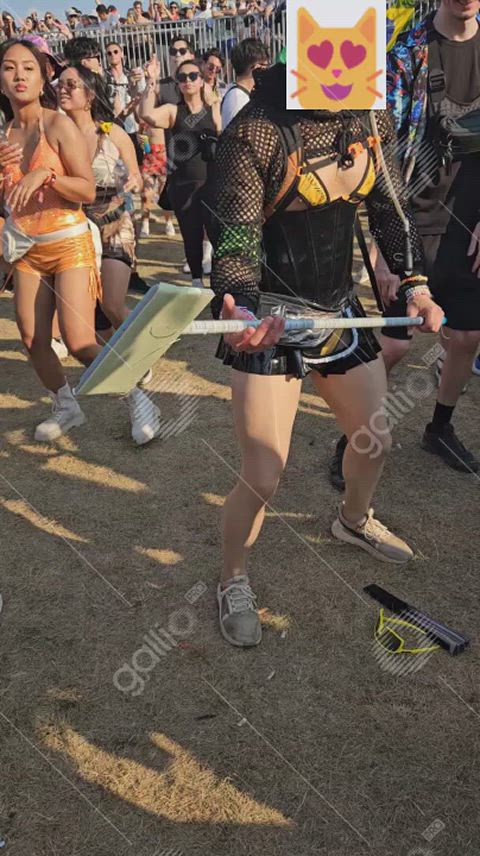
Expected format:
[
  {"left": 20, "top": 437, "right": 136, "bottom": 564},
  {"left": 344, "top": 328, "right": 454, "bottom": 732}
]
[
  {"left": 70, "top": 63, "right": 115, "bottom": 123},
  {"left": 176, "top": 59, "right": 206, "bottom": 105},
  {"left": 0, "top": 39, "right": 57, "bottom": 121}
]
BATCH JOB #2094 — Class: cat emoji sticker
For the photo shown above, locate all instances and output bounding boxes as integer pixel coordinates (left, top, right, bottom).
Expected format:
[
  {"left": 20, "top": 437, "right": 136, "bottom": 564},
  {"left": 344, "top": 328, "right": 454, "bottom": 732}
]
[{"left": 286, "top": 0, "right": 386, "bottom": 110}]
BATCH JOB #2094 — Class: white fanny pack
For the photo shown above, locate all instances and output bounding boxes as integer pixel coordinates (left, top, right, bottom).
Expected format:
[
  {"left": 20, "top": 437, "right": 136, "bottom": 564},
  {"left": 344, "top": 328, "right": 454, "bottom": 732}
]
[{"left": 3, "top": 219, "right": 89, "bottom": 264}]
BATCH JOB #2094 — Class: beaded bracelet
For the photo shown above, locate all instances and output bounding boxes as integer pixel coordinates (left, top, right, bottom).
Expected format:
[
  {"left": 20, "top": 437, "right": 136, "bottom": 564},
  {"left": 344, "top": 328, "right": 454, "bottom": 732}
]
[{"left": 404, "top": 285, "right": 432, "bottom": 303}]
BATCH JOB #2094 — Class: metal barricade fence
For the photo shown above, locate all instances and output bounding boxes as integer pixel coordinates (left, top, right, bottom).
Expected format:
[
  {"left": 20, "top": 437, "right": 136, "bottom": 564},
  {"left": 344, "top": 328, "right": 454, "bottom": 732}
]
[
  {"left": 45, "top": 12, "right": 286, "bottom": 82},
  {"left": 45, "top": 3, "right": 438, "bottom": 76}
]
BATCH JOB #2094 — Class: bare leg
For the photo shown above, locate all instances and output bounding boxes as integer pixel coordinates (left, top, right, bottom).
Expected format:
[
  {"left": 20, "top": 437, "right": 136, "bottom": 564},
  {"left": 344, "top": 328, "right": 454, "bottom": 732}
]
[
  {"left": 54, "top": 268, "right": 102, "bottom": 365},
  {"left": 52, "top": 311, "right": 61, "bottom": 340},
  {"left": 14, "top": 270, "right": 65, "bottom": 391},
  {"left": 437, "top": 326, "right": 480, "bottom": 405},
  {"left": 222, "top": 370, "right": 302, "bottom": 582},
  {"left": 99, "top": 258, "right": 131, "bottom": 330},
  {"left": 312, "top": 358, "right": 391, "bottom": 523},
  {"left": 378, "top": 333, "right": 411, "bottom": 375}
]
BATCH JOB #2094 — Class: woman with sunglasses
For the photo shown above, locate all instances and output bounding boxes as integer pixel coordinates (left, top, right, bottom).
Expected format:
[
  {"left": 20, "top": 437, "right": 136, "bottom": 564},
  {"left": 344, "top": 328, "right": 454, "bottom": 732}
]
[
  {"left": 0, "top": 39, "right": 103, "bottom": 442},
  {"left": 56, "top": 65, "right": 160, "bottom": 443},
  {"left": 139, "top": 58, "right": 221, "bottom": 287},
  {"left": 168, "top": 2, "right": 181, "bottom": 20}
]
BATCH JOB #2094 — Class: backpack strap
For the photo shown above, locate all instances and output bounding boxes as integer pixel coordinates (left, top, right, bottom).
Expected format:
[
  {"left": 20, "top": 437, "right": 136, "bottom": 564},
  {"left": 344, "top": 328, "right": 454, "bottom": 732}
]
[
  {"left": 427, "top": 30, "right": 447, "bottom": 115},
  {"left": 263, "top": 119, "right": 303, "bottom": 221},
  {"left": 354, "top": 216, "right": 385, "bottom": 313}
]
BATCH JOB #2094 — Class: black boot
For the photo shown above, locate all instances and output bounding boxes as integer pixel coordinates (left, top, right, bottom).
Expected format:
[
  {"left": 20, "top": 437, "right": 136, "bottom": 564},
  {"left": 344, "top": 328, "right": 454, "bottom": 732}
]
[
  {"left": 422, "top": 422, "right": 479, "bottom": 473},
  {"left": 328, "top": 434, "right": 347, "bottom": 491}
]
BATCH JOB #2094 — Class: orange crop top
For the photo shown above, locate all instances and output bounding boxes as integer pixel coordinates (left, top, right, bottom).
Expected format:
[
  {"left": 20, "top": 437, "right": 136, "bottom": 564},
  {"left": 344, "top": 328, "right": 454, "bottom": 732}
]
[{"left": 3, "top": 116, "right": 86, "bottom": 237}]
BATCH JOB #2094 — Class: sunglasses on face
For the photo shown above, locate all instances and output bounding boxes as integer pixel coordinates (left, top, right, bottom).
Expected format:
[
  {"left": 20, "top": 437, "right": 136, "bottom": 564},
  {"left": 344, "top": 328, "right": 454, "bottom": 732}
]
[
  {"left": 85, "top": 55, "right": 101, "bottom": 62},
  {"left": 177, "top": 71, "right": 201, "bottom": 83},
  {"left": 107, "top": 49, "right": 120, "bottom": 55},
  {"left": 169, "top": 46, "right": 187, "bottom": 55},
  {"left": 206, "top": 63, "right": 221, "bottom": 72},
  {"left": 58, "top": 79, "right": 85, "bottom": 91}
]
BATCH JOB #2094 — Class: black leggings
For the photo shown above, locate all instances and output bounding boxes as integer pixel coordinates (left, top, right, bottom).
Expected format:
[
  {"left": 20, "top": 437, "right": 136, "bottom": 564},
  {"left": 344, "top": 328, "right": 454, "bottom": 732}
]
[{"left": 168, "top": 178, "right": 210, "bottom": 279}]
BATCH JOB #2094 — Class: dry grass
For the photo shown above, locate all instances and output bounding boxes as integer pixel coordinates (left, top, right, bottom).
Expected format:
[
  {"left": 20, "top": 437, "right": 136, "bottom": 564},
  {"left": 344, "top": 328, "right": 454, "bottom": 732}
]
[{"left": 0, "top": 220, "right": 479, "bottom": 856}]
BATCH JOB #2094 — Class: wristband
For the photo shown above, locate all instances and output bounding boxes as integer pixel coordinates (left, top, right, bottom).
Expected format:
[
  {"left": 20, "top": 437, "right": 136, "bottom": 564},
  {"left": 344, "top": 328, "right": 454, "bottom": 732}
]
[
  {"left": 404, "top": 285, "right": 432, "bottom": 303},
  {"left": 400, "top": 274, "right": 428, "bottom": 286}
]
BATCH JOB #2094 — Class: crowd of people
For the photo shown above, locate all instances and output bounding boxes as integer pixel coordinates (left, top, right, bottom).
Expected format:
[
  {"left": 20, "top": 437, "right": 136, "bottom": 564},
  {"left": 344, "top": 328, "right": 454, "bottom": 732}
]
[
  {"left": 0, "top": 0, "right": 283, "bottom": 41},
  {"left": 0, "top": 0, "right": 478, "bottom": 647}
]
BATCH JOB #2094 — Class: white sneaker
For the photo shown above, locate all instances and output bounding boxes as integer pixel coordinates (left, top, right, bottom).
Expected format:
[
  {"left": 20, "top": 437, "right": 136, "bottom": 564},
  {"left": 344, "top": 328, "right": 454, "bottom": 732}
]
[
  {"left": 202, "top": 240, "right": 213, "bottom": 275},
  {"left": 51, "top": 337, "right": 69, "bottom": 361},
  {"left": 182, "top": 259, "right": 191, "bottom": 274},
  {"left": 126, "top": 386, "right": 161, "bottom": 445},
  {"left": 139, "top": 218, "right": 150, "bottom": 238},
  {"left": 165, "top": 220, "right": 175, "bottom": 238},
  {"left": 35, "top": 382, "right": 86, "bottom": 442},
  {"left": 138, "top": 368, "right": 153, "bottom": 387},
  {"left": 191, "top": 277, "right": 204, "bottom": 289}
]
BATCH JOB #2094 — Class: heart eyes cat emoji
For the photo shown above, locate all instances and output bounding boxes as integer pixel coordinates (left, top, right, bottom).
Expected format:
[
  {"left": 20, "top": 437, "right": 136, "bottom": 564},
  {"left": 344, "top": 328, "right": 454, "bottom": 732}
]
[{"left": 292, "top": 7, "right": 383, "bottom": 110}]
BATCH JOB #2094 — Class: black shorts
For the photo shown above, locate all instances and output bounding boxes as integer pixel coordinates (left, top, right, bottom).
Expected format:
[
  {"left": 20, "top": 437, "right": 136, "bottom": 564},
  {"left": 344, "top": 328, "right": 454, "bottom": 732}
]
[
  {"left": 383, "top": 232, "right": 480, "bottom": 339},
  {"left": 216, "top": 297, "right": 381, "bottom": 379}
]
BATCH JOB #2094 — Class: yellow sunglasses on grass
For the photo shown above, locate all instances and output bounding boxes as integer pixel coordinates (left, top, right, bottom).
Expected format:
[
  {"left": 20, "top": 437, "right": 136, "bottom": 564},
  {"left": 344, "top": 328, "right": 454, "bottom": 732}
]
[{"left": 374, "top": 608, "right": 440, "bottom": 655}]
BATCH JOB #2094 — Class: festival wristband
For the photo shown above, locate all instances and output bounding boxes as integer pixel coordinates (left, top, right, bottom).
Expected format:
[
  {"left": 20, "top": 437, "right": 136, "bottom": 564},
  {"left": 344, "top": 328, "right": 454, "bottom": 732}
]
[
  {"left": 404, "top": 285, "right": 432, "bottom": 303},
  {"left": 400, "top": 274, "right": 429, "bottom": 286}
]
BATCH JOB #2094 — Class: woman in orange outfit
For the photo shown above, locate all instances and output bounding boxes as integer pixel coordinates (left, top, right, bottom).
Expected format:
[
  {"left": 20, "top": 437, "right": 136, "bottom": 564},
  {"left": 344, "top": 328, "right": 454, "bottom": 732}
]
[{"left": 0, "top": 39, "right": 101, "bottom": 442}]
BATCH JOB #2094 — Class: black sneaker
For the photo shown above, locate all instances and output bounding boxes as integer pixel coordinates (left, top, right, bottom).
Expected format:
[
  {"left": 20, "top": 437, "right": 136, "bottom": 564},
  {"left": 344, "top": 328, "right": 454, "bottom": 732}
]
[
  {"left": 328, "top": 434, "right": 347, "bottom": 491},
  {"left": 128, "top": 271, "right": 150, "bottom": 294},
  {"left": 422, "top": 422, "right": 479, "bottom": 474}
]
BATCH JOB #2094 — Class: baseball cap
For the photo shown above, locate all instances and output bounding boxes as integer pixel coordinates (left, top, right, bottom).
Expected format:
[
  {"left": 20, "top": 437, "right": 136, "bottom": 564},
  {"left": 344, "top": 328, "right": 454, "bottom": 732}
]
[{"left": 66, "top": 6, "right": 82, "bottom": 15}]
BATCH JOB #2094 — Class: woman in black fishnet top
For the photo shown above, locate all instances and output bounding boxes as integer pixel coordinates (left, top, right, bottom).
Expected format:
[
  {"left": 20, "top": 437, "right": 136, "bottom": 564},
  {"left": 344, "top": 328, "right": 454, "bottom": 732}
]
[{"left": 210, "top": 59, "right": 444, "bottom": 648}]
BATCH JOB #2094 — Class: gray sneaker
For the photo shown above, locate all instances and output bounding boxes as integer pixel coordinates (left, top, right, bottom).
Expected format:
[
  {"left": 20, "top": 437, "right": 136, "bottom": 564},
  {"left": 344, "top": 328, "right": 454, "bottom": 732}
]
[
  {"left": 331, "top": 506, "right": 413, "bottom": 564},
  {"left": 217, "top": 575, "right": 262, "bottom": 647}
]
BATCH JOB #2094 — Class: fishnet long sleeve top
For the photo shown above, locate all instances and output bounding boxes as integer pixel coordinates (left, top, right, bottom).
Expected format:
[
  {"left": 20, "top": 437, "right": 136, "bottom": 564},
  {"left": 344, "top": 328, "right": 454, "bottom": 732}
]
[{"left": 210, "top": 104, "right": 425, "bottom": 318}]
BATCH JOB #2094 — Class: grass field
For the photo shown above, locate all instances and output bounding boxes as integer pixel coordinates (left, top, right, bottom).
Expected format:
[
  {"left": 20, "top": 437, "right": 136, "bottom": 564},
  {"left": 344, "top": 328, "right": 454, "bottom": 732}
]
[{"left": 0, "top": 218, "right": 479, "bottom": 856}]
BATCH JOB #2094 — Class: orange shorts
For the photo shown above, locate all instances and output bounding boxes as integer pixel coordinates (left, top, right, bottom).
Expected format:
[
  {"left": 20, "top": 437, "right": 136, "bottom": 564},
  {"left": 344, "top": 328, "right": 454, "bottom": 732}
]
[{"left": 14, "top": 230, "right": 101, "bottom": 301}]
